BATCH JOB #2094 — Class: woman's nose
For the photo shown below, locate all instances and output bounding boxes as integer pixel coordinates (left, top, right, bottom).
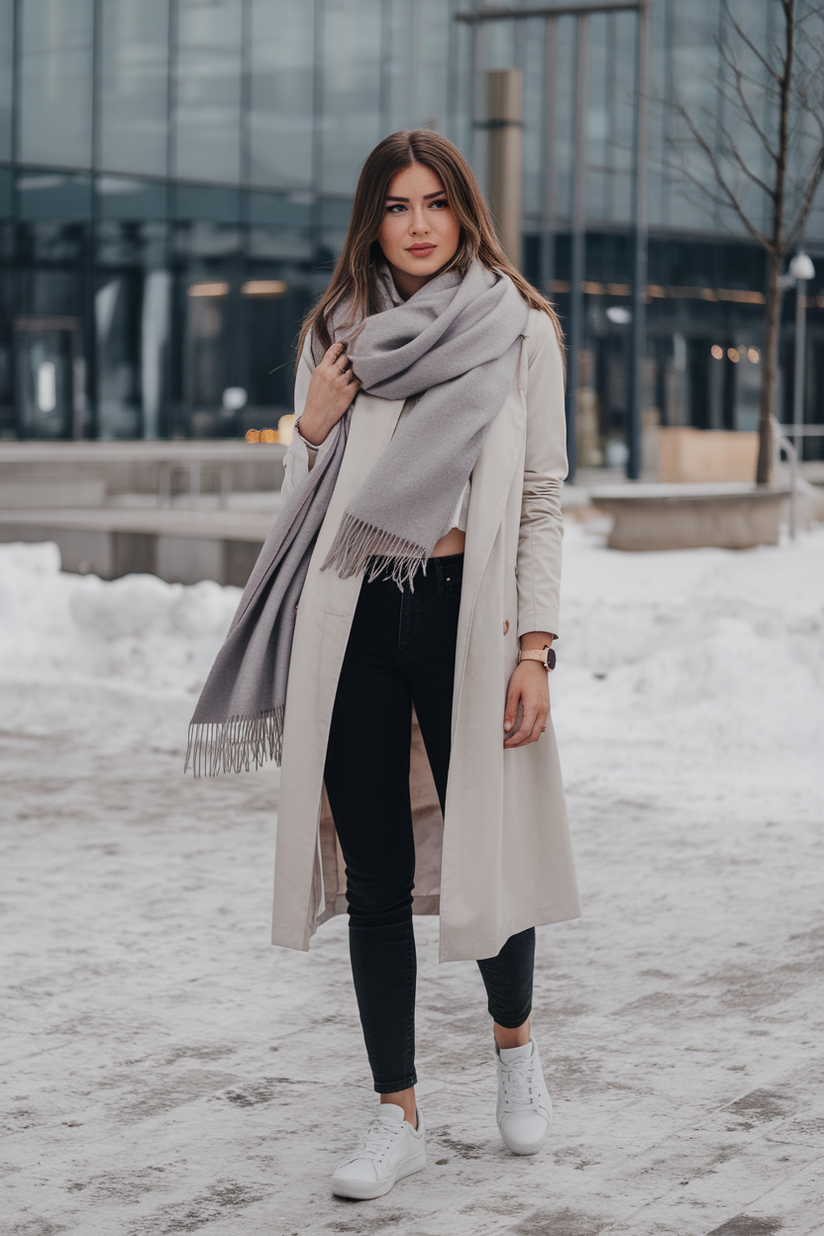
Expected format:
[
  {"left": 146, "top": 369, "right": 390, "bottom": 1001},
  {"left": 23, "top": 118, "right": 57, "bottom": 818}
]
[{"left": 409, "top": 208, "right": 429, "bottom": 233}]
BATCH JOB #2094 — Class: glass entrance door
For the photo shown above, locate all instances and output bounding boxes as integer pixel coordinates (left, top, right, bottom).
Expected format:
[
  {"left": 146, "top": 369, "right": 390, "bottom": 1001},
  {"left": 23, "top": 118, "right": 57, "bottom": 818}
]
[{"left": 13, "top": 316, "right": 82, "bottom": 438}]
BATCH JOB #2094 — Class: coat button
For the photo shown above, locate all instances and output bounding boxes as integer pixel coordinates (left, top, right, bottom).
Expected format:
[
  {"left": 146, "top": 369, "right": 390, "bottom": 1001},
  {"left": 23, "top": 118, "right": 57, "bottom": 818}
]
[{"left": 503, "top": 620, "right": 510, "bottom": 635}]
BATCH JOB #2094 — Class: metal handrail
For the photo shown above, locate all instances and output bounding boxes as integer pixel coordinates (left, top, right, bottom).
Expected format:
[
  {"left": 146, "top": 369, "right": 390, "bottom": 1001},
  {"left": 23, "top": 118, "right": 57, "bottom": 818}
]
[{"left": 771, "top": 416, "right": 799, "bottom": 540}]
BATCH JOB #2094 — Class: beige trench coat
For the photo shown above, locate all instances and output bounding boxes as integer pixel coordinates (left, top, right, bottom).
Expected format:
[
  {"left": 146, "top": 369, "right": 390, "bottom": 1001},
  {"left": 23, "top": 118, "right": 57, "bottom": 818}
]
[{"left": 272, "top": 307, "right": 581, "bottom": 963}]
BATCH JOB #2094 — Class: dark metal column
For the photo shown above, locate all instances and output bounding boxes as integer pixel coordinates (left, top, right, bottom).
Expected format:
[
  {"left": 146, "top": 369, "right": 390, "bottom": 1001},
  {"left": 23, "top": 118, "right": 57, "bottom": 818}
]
[
  {"left": 626, "top": 0, "right": 650, "bottom": 479},
  {"left": 539, "top": 15, "right": 558, "bottom": 297},
  {"left": 566, "top": 14, "right": 588, "bottom": 483}
]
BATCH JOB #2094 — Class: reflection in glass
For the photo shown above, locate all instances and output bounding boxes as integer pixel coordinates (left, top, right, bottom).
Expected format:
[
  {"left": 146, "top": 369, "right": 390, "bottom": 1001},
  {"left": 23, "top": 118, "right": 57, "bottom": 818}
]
[
  {"left": 0, "top": 0, "right": 13, "bottom": 160},
  {"left": 96, "top": 276, "right": 142, "bottom": 438},
  {"left": 16, "top": 173, "right": 94, "bottom": 221},
  {"left": 173, "top": 0, "right": 242, "bottom": 185},
  {"left": 382, "top": 0, "right": 452, "bottom": 137},
  {"left": 141, "top": 270, "right": 170, "bottom": 438},
  {"left": 249, "top": 1, "right": 314, "bottom": 189},
  {"left": 96, "top": 221, "right": 170, "bottom": 438},
  {"left": 99, "top": 0, "right": 170, "bottom": 177},
  {"left": 14, "top": 320, "right": 79, "bottom": 438},
  {"left": 18, "top": 0, "right": 94, "bottom": 167},
  {"left": 320, "top": 0, "right": 383, "bottom": 194}
]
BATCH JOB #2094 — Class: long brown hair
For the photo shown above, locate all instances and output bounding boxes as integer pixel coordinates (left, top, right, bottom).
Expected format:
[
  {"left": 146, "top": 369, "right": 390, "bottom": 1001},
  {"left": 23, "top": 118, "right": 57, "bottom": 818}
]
[{"left": 297, "top": 129, "right": 563, "bottom": 362}]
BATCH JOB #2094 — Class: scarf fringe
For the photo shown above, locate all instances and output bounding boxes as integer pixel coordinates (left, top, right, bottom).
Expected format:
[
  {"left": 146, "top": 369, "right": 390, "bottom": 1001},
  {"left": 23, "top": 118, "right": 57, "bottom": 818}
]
[
  {"left": 184, "top": 707, "right": 284, "bottom": 777},
  {"left": 322, "top": 513, "right": 429, "bottom": 589}
]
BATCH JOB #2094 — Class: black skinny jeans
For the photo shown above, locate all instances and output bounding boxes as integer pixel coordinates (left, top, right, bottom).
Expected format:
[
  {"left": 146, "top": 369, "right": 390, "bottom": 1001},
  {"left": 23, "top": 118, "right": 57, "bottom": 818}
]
[{"left": 324, "top": 553, "right": 535, "bottom": 1094}]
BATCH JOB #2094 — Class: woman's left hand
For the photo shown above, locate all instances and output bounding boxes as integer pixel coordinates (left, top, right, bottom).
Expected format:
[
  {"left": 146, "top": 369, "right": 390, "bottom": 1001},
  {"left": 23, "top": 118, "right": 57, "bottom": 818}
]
[{"left": 503, "top": 661, "right": 549, "bottom": 748}]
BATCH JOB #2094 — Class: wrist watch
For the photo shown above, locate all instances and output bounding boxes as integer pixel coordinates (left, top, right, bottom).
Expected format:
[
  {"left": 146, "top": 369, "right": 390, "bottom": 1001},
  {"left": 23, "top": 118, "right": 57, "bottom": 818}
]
[{"left": 518, "top": 644, "right": 556, "bottom": 671}]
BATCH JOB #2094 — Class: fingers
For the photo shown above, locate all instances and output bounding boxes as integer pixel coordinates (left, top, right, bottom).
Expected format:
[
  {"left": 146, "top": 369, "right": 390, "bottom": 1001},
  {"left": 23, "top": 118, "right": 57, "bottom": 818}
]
[
  {"left": 503, "top": 681, "right": 549, "bottom": 748},
  {"left": 505, "top": 703, "right": 541, "bottom": 748},
  {"left": 324, "top": 342, "right": 350, "bottom": 373},
  {"left": 503, "top": 681, "right": 520, "bottom": 735},
  {"left": 322, "top": 342, "right": 360, "bottom": 386}
]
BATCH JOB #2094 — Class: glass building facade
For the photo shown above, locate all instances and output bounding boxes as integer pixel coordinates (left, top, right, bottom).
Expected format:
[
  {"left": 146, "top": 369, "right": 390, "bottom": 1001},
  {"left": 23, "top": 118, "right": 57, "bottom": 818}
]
[{"left": 1, "top": 0, "right": 822, "bottom": 456}]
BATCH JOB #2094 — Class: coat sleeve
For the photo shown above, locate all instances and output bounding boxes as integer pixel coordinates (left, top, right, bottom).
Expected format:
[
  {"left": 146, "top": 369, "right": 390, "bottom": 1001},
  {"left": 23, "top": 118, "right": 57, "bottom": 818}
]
[
  {"left": 282, "top": 333, "right": 335, "bottom": 498},
  {"left": 516, "top": 309, "right": 568, "bottom": 639}
]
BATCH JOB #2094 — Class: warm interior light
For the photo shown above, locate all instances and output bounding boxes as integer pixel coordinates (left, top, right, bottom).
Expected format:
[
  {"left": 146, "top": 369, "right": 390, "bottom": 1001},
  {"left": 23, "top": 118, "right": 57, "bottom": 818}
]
[
  {"left": 747, "top": 347, "right": 760, "bottom": 363},
  {"left": 711, "top": 344, "right": 723, "bottom": 360},
  {"left": 727, "top": 347, "right": 740, "bottom": 362},
  {"left": 245, "top": 429, "right": 260, "bottom": 443},
  {"left": 260, "top": 428, "right": 278, "bottom": 444},
  {"left": 187, "top": 281, "right": 230, "bottom": 297},
  {"left": 241, "top": 280, "right": 287, "bottom": 297}
]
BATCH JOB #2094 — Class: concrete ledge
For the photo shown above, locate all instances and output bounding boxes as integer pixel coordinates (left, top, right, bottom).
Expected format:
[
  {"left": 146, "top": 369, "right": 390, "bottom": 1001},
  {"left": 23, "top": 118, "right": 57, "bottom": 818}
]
[
  {"left": 589, "top": 484, "right": 790, "bottom": 551},
  {"left": 0, "top": 440, "right": 286, "bottom": 499},
  {"left": 0, "top": 506, "right": 276, "bottom": 586}
]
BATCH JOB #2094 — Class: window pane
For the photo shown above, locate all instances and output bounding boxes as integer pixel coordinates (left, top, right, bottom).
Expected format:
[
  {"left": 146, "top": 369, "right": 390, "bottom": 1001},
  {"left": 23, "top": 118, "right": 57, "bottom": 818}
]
[
  {"left": 18, "top": 0, "right": 94, "bottom": 168},
  {"left": 16, "top": 172, "right": 93, "bottom": 220},
  {"left": 173, "top": 0, "right": 242, "bottom": 185},
  {"left": 382, "top": 0, "right": 452, "bottom": 136},
  {"left": 249, "top": 1, "right": 314, "bottom": 189},
  {"left": 96, "top": 221, "right": 170, "bottom": 439},
  {"left": 320, "top": 0, "right": 383, "bottom": 195},
  {"left": 99, "top": 0, "right": 170, "bottom": 177},
  {"left": 0, "top": 0, "right": 13, "bottom": 161}
]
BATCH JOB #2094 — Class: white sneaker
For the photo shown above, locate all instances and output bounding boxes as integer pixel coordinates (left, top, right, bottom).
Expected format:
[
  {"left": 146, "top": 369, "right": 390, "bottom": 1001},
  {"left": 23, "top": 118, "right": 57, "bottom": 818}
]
[
  {"left": 496, "top": 1039, "right": 553, "bottom": 1155},
  {"left": 331, "top": 1104, "right": 426, "bottom": 1199}
]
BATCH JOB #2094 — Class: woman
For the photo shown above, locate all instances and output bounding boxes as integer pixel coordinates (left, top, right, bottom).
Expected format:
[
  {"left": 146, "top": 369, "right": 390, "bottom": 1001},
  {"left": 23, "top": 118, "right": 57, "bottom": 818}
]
[{"left": 188, "top": 130, "right": 580, "bottom": 1200}]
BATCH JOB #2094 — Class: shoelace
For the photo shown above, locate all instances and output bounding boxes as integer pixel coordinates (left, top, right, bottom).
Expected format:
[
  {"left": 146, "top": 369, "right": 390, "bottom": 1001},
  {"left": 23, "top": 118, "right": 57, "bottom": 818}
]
[
  {"left": 356, "top": 1115, "right": 403, "bottom": 1164},
  {"left": 500, "top": 1054, "right": 540, "bottom": 1112}
]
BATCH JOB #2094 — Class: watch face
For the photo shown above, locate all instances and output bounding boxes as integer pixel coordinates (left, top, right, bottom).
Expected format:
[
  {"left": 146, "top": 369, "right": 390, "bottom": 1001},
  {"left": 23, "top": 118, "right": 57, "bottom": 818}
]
[{"left": 547, "top": 647, "right": 557, "bottom": 671}]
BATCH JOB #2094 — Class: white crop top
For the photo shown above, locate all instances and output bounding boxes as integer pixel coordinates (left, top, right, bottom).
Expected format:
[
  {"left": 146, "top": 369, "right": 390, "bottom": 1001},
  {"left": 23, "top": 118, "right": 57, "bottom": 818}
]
[{"left": 449, "top": 478, "right": 471, "bottom": 533}]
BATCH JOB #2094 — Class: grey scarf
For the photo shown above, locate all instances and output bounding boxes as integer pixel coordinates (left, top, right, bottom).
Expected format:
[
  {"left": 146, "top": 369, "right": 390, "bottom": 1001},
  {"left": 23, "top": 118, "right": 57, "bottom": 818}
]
[{"left": 186, "top": 260, "right": 528, "bottom": 775}]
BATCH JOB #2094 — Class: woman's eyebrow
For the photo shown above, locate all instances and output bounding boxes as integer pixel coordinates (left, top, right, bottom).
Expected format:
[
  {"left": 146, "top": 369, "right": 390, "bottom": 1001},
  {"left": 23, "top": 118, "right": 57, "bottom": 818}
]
[{"left": 385, "top": 190, "right": 447, "bottom": 202}]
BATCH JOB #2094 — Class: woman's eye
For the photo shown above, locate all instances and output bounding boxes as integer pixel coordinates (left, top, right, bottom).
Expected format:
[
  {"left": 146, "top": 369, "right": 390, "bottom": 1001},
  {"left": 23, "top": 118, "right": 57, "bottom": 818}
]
[
  {"left": 385, "top": 203, "right": 406, "bottom": 213},
  {"left": 430, "top": 199, "right": 448, "bottom": 209}
]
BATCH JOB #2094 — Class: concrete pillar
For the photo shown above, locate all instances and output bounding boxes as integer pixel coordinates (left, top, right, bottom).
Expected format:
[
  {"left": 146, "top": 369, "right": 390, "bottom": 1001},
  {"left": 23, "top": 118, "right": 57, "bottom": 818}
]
[{"left": 485, "top": 69, "right": 523, "bottom": 270}]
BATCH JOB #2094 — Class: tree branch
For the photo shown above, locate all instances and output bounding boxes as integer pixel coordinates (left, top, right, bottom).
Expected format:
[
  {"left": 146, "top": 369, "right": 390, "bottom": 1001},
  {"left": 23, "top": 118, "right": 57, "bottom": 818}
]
[
  {"left": 714, "top": 115, "right": 777, "bottom": 200},
  {"left": 726, "top": 15, "right": 783, "bottom": 84},
  {"left": 718, "top": 49, "right": 779, "bottom": 164},
  {"left": 671, "top": 98, "right": 773, "bottom": 250},
  {"left": 787, "top": 143, "right": 824, "bottom": 240}
]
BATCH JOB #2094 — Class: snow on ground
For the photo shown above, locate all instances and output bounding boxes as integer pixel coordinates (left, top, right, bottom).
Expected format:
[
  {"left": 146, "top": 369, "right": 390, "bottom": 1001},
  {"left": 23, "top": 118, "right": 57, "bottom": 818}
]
[{"left": 2, "top": 522, "right": 824, "bottom": 1235}]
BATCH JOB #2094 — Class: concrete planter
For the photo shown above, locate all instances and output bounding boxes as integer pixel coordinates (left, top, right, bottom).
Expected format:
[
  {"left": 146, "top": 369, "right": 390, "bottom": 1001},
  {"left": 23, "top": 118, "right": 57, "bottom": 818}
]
[{"left": 589, "top": 483, "right": 790, "bottom": 552}]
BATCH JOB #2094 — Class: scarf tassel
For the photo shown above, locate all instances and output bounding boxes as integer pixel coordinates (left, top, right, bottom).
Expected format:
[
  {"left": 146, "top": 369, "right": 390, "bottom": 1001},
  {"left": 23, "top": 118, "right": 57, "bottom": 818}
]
[
  {"left": 322, "top": 513, "right": 430, "bottom": 590},
  {"left": 184, "top": 707, "right": 285, "bottom": 777}
]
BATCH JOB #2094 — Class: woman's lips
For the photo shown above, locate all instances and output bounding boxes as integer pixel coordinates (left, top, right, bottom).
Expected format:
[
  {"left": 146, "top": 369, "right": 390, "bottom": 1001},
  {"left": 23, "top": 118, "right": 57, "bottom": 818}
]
[{"left": 406, "top": 244, "right": 436, "bottom": 256}]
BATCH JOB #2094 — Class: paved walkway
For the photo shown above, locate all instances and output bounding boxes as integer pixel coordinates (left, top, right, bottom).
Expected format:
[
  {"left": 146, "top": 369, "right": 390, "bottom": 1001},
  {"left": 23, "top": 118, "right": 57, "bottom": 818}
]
[{"left": 3, "top": 666, "right": 822, "bottom": 1236}]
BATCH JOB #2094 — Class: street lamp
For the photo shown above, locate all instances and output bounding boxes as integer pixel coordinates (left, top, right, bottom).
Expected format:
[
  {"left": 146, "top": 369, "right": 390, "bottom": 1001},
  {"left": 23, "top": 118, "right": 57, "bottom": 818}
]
[{"left": 789, "top": 250, "right": 815, "bottom": 461}]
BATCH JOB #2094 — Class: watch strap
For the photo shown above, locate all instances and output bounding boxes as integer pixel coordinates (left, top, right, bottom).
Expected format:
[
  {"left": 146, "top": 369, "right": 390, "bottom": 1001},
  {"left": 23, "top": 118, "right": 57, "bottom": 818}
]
[{"left": 518, "top": 645, "right": 556, "bottom": 671}]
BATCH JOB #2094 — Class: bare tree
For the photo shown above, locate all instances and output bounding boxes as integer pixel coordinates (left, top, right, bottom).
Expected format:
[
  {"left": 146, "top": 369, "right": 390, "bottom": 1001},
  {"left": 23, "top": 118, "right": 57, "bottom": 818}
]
[{"left": 664, "top": 0, "right": 824, "bottom": 483}]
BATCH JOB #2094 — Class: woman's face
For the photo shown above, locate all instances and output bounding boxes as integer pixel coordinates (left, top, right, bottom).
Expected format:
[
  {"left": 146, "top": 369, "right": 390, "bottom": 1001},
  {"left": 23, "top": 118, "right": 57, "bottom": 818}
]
[{"left": 376, "top": 163, "right": 461, "bottom": 300}]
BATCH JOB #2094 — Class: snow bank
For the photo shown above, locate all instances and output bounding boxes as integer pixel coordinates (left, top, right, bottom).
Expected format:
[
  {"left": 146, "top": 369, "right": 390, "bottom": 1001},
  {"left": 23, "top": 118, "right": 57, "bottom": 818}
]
[
  {"left": 0, "top": 541, "right": 240, "bottom": 698},
  {"left": 0, "top": 526, "right": 822, "bottom": 780},
  {"left": 555, "top": 521, "right": 824, "bottom": 750},
  {"left": 553, "top": 521, "right": 824, "bottom": 823}
]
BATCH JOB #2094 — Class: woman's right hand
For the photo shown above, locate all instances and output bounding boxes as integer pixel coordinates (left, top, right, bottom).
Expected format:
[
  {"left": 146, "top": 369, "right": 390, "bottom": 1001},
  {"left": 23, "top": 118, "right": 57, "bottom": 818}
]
[{"left": 298, "top": 342, "right": 361, "bottom": 447}]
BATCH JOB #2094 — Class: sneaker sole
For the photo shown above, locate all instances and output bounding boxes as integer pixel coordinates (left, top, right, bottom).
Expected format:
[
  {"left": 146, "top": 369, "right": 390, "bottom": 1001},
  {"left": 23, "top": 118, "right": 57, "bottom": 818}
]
[
  {"left": 500, "top": 1129, "right": 549, "bottom": 1156},
  {"left": 331, "top": 1151, "right": 426, "bottom": 1200},
  {"left": 498, "top": 1113, "right": 551, "bottom": 1156}
]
